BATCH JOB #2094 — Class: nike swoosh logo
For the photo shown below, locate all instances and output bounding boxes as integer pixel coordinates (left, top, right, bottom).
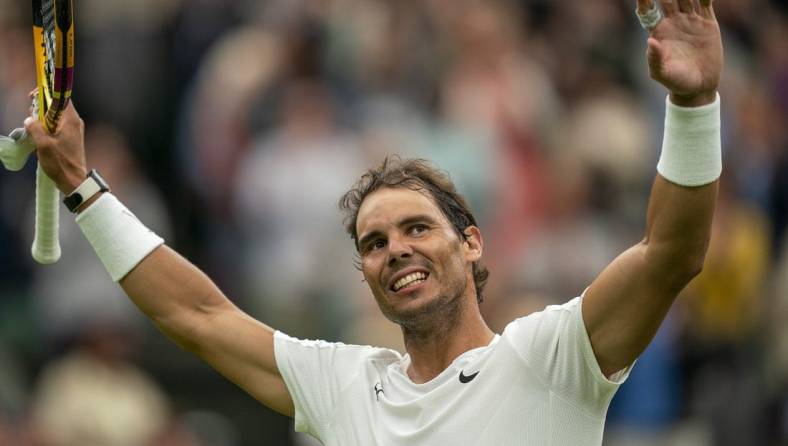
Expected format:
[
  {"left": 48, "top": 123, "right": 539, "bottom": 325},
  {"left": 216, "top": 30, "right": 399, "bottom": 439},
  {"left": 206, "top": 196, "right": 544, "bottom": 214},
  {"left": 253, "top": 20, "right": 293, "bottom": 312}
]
[{"left": 459, "top": 370, "right": 479, "bottom": 383}]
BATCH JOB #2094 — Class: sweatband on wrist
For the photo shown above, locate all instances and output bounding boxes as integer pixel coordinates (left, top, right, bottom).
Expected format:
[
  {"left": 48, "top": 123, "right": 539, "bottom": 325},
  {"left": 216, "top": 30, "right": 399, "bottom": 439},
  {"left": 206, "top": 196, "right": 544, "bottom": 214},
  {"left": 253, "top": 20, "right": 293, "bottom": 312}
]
[
  {"left": 76, "top": 193, "right": 164, "bottom": 282},
  {"left": 657, "top": 93, "right": 722, "bottom": 187}
]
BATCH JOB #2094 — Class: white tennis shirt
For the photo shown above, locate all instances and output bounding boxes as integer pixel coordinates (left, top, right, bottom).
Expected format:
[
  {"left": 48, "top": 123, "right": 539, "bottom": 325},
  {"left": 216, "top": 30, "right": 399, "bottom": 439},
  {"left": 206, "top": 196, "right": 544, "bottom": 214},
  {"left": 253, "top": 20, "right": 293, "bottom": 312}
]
[{"left": 274, "top": 296, "right": 631, "bottom": 445}]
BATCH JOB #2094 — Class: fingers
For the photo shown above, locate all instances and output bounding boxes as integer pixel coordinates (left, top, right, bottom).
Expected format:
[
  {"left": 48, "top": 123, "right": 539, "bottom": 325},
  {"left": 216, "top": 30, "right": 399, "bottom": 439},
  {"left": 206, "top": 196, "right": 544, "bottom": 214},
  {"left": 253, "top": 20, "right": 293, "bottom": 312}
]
[
  {"left": 636, "top": 0, "right": 664, "bottom": 32},
  {"left": 61, "top": 102, "right": 81, "bottom": 126},
  {"left": 699, "top": 0, "right": 715, "bottom": 19},
  {"left": 660, "top": 0, "right": 678, "bottom": 16},
  {"left": 61, "top": 102, "right": 85, "bottom": 137},
  {"left": 24, "top": 101, "right": 87, "bottom": 192},
  {"left": 29, "top": 102, "right": 83, "bottom": 139},
  {"left": 24, "top": 116, "right": 43, "bottom": 139},
  {"left": 28, "top": 89, "right": 39, "bottom": 118},
  {"left": 656, "top": 0, "right": 712, "bottom": 19},
  {"left": 24, "top": 116, "right": 53, "bottom": 149},
  {"left": 636, "top": 0, "right": 654, "bottom": 15},
  {"left": 675, "top": 0, "right": 698, "bottom": 14}
]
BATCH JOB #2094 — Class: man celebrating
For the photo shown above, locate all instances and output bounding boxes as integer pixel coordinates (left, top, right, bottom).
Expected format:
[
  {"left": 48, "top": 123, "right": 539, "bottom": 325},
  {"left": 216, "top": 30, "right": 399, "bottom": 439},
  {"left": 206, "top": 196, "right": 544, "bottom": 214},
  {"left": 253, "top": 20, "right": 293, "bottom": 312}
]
[{"left": 24, "top": 0, "right": 722, "bottom": 444}]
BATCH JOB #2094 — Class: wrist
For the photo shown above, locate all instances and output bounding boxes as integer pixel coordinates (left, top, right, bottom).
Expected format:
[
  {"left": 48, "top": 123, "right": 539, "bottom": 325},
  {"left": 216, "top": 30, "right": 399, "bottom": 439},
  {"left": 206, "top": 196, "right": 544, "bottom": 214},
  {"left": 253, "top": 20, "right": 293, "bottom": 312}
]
[
  {"left": 63, "top": 169, "right": 111, "bottom": 213},
  {"left": 76, "top": 193, "right": 164, "bottom": 281},
  {"left": 60, "top": 169, "right": 88, "bottom": 195},
  {"left": 669, "top": 90, "right": 718, "bottom": 108},
  {"left": 657, "top": 93, "right": 722, "bottom": 187}
]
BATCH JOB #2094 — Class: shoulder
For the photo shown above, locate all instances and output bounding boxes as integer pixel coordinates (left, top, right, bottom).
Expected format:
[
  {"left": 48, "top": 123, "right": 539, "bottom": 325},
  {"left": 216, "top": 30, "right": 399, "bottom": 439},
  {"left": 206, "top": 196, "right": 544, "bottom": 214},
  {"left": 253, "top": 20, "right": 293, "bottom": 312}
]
[
  {"left": 274, "top": 331, "right": 402, "bottom": 369},
  {"left": 273, "top": 331, "right": 403, "bottom": 407},
  {"left": 499, "top": 294, "right": 629, "bottom": 411},
  {"left": 502, "top": 296, "right": 582, "bottom": 339},
  {"left": 498, "top": 295, "right": 588, "bottom": 369}
]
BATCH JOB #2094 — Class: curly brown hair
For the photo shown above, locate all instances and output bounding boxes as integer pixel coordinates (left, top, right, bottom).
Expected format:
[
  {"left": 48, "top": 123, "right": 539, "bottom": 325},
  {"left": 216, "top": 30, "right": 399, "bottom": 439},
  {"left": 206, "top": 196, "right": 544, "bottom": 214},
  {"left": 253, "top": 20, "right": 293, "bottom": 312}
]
[{"left": 338, "top": 156, "right": 490, "bottom": 303}]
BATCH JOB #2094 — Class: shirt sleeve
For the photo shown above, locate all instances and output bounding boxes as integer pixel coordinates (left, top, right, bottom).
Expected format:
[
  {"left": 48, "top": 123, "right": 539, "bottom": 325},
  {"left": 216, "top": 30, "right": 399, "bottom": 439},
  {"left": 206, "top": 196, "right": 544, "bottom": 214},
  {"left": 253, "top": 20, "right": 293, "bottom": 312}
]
[
  {"left": 273, "top": 331, "right": 374, "bottom": 441},
  {"left": 501, "top": 294, "right": 634, "bottom": 415}
]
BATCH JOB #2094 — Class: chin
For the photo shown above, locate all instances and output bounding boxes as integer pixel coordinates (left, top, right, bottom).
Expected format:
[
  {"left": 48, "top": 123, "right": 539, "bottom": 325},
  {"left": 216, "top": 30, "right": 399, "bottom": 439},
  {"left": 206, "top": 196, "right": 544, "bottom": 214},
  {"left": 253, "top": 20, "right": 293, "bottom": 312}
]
[{"left": 381, "top": 290, "right": 461, "bottom": 326}]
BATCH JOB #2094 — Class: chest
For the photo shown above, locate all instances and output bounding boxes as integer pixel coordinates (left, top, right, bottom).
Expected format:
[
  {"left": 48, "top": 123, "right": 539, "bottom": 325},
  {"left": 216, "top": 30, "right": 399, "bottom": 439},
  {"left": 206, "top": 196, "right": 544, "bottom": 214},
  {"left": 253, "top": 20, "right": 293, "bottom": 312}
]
[{"left": 327, "top": 345, "right": 557, "bottom": 445}]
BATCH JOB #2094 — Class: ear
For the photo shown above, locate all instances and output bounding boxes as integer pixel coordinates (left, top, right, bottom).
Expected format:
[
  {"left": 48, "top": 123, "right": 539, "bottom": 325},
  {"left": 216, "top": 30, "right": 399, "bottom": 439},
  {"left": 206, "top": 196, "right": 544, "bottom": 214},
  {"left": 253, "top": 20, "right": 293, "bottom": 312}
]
[{"left": 462, "top": 226, "right": 483, "bottom": 262}]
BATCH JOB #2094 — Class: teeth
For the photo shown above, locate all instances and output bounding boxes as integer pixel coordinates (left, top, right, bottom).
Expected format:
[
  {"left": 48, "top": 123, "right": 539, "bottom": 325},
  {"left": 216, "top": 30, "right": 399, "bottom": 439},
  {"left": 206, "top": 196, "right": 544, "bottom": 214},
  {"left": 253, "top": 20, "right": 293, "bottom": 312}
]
[{"left": 393, "top": 272, "right": 427, "bottom": 291}]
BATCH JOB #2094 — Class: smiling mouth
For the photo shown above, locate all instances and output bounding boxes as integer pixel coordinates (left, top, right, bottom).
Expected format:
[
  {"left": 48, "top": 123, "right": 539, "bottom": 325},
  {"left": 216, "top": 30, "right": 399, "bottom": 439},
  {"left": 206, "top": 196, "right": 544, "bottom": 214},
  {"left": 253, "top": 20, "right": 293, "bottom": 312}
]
[{"left": 391, "top": 272, "right": 429, "bottom": 292}]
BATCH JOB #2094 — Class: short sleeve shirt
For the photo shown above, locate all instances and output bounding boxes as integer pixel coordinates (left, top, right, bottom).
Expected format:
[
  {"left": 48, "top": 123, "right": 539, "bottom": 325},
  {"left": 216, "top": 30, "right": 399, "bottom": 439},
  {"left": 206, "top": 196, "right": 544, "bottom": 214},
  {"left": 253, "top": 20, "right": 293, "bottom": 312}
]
[{"left": 274, "top": 296, "right": 632, "bottom": 445}]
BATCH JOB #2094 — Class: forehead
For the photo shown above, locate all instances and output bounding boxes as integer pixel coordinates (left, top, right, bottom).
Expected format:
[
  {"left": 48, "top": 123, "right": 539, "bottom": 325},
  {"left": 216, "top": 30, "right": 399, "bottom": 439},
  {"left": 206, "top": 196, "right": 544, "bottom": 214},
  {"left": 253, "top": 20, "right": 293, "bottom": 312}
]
[{"left": 356, "top": 187, "right": 447, "bottom": 236}]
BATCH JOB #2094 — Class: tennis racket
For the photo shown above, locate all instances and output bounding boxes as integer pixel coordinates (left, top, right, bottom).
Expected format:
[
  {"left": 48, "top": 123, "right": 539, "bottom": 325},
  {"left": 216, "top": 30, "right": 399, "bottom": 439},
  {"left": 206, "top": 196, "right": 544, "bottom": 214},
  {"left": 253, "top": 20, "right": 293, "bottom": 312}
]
[{"left": 30, "top": 0, "right": 75, "bottom": 264}]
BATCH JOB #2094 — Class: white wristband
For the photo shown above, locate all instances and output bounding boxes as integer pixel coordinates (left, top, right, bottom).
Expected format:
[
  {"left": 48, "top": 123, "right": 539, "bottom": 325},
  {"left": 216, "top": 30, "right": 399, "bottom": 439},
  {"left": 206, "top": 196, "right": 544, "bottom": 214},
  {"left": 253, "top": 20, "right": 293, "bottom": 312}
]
[
  {"left": 657, "top": 94, "right": 722, "bottom": 187},
  {"left": 76, "top": 193, "right": 164, "bottom": 282}
]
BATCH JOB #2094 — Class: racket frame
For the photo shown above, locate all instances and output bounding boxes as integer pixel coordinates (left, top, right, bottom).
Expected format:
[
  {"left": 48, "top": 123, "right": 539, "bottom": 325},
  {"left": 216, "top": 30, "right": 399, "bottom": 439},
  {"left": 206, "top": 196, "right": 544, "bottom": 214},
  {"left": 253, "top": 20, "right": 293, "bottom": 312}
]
[{"left": 30, "top": 0, "right": 75, "bottom": 264}]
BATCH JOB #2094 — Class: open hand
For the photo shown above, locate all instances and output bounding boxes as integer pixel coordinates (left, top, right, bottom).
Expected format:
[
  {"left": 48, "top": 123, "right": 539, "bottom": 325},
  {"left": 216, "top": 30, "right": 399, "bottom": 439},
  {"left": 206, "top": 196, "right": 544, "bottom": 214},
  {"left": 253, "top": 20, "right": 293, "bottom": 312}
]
[{"left": 640, "top": 0, "right": 723, "bottom": 106}]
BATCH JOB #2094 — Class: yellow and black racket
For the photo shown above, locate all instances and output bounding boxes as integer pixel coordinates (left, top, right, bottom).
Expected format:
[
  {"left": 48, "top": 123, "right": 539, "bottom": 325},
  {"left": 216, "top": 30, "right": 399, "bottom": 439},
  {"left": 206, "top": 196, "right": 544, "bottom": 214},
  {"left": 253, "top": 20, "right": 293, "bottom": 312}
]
[{"left": 30, "top": 0, "right": 75, "bottom": 264}]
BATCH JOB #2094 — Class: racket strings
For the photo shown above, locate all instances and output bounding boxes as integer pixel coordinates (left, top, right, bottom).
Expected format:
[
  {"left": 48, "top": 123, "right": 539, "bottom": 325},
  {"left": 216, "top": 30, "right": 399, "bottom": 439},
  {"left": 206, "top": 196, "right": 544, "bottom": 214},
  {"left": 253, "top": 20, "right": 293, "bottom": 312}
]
[
  {"left": 41, "top": 0, "right": 56, "bottom": 97},
  {"left": 41, "top": 0, "right": 54, "bottom": 28}
]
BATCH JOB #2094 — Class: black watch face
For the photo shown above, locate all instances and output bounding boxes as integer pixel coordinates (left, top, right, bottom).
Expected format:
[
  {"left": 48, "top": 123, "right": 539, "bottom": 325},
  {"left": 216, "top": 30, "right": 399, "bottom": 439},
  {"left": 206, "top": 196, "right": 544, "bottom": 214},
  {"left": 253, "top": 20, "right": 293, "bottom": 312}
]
[{"left": 64, "top": 192, "right": 83, "bottom": 212}]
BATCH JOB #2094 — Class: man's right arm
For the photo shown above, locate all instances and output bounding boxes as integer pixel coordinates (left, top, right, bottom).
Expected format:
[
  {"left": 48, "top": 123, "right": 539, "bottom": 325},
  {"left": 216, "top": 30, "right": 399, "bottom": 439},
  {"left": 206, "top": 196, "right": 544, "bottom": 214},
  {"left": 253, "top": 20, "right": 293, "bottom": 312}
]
[
  {"left": 120, "top": 245, "right": 295, "bottom": 417},
  {"left": 24, "top": 105, "right": 295, "bottom": 417}
]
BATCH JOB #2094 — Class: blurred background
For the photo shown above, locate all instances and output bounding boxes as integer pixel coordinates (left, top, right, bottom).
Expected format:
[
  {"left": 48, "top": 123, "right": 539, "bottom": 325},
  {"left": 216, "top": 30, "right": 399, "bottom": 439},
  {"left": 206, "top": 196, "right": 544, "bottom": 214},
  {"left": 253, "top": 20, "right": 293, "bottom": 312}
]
[{"left": 0, "top": 0, "right": 786, "bottom": 444}]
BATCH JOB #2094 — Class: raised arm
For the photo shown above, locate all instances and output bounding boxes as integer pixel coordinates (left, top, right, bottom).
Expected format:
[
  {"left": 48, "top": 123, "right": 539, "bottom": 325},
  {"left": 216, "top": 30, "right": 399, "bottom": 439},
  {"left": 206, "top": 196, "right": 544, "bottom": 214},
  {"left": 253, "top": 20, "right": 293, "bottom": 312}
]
[
  {"left": 582, "top": 0, "right": 723, "bottom": 376},
  {"left": 25, "top": 107, "right": 294, "bottom": 416}
]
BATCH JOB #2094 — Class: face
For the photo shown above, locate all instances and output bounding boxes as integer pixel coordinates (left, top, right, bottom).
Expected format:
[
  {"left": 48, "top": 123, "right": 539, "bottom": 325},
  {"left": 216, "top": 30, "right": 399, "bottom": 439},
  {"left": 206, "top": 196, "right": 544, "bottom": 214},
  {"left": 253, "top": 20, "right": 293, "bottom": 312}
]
[{"left": 355, "top": 187, "right": 482, "bottom": 328}]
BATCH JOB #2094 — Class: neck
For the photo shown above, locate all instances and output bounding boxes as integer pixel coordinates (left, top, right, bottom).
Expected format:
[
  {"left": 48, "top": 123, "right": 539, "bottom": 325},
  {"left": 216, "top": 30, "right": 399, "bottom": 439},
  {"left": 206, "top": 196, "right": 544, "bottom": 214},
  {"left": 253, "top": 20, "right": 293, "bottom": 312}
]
[{"left": 402, "top": 299, "right": 494, "bottom": 384}]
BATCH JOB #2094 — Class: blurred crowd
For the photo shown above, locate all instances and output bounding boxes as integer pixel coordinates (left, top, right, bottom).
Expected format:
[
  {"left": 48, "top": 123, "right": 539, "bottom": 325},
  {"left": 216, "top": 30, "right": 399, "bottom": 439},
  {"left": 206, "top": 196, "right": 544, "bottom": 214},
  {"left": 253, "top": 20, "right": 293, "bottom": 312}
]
[{"left": 0, "top": 0, "right": 787, "bottom": 445}]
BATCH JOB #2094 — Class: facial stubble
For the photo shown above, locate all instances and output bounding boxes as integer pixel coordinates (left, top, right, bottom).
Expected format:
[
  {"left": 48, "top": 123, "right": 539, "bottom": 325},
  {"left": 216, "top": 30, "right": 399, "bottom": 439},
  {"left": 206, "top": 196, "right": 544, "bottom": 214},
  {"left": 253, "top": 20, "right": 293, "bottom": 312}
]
[{"left": 374, "top": 257, "right": 469, "bottom": 343}]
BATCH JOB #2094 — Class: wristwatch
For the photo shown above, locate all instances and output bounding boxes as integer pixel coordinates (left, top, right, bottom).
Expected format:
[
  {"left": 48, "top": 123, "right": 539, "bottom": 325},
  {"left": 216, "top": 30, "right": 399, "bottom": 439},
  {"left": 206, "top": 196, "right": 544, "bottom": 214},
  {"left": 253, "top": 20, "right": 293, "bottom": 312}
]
[{"left": 63, "top": 169, "right": 110, "bottom": 213}]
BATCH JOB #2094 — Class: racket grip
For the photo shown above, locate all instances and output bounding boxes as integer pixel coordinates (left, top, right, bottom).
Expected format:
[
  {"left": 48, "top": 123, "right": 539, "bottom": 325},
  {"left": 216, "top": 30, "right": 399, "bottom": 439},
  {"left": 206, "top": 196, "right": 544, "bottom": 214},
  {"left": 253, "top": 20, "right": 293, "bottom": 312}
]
[{"left": 31, "top": 163, "right": 61, "bottom": 264}]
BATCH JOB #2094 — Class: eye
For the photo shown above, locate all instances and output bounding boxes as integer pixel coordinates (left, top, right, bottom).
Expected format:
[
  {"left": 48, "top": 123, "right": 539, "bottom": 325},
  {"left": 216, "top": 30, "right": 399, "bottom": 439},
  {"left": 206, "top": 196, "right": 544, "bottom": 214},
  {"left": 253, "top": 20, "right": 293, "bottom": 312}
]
[
  {"left": 368, "top": 239, "right": 386, "bottom": 252},
  {"left": 409, "top": 224, "right": 429, "bottom": 236}
]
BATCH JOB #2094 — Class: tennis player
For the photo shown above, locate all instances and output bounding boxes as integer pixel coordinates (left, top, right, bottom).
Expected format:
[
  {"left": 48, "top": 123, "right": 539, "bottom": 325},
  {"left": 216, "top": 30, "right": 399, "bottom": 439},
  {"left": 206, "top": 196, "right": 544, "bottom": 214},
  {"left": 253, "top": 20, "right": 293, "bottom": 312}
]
[{"left": 25, "top": 0, "right": 723, "bottom": 444}]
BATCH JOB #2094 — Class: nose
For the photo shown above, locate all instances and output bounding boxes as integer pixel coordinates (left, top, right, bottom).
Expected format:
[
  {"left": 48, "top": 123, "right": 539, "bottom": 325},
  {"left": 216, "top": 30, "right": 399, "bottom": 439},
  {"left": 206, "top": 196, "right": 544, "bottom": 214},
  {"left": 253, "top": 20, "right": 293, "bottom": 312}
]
[{"left": 387, "top": 235, "right": 413, "bottom": 266}]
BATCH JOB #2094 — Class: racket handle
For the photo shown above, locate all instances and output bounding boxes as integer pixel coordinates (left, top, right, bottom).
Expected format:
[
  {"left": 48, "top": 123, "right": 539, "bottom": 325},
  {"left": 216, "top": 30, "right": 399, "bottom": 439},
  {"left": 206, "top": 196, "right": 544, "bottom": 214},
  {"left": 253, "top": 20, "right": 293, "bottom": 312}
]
[{"left": 31, "top": 163, "right": 61, "bottom": 264}]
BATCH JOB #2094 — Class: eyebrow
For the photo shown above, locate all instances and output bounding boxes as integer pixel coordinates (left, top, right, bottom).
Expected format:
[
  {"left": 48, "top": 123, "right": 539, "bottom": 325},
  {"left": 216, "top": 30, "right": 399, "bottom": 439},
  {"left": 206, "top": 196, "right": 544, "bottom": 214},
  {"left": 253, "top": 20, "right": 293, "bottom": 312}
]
[{"left": 357, "top": 214, "right": 438, "bottom": 250}]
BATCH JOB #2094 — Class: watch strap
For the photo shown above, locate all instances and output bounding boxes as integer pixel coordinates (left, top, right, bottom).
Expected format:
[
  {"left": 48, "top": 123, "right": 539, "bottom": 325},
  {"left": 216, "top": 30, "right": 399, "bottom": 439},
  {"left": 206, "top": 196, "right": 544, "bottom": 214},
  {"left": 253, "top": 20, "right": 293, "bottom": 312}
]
[{"left": 63, "top": 169, "right": 110, "bottom": 213}]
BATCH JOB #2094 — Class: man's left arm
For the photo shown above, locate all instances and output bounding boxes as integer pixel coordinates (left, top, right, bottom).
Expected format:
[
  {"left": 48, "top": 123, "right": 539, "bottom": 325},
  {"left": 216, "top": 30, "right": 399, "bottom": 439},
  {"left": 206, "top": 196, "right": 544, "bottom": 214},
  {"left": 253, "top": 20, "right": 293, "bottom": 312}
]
[{"left": 583, "top": 0, "right": 723, "bottom": 376}]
